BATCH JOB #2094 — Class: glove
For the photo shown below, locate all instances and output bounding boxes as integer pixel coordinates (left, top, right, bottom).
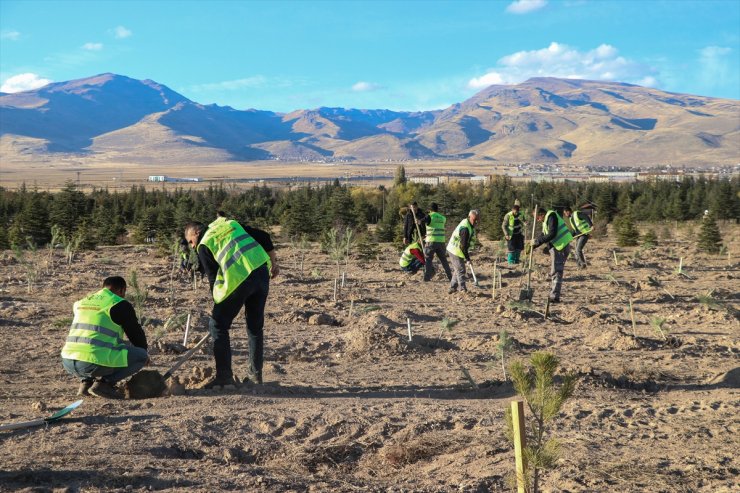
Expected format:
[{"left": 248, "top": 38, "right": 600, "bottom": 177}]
[{"left": 543, "top": 246, "right": 550, "bottom": 255}]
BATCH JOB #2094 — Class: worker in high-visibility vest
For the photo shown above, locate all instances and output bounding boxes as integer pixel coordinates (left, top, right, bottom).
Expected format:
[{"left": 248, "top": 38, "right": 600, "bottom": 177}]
[
  {"left": 531, "top": 208, "right": 573, "bottom": 303},
  {"left": 61, "top": 276, "right": 150, "bottom": 399},
  {"left": 185, "top": 214, "right": 280, "bottom": 388},
  {"left": 446, "top": 209, "right": 480, "bottom": 294},
  {"left": 563, "top": 206, "right": 593, "bottom": 269},
  {"left": 501, "top": 199, "right": 526, "bottom": 265},
  {"left": 399, "top": 241, "right": 425, "bottom": 274},
  {"left": 420, "top": 203, "right": 452, "bottom": 281}
]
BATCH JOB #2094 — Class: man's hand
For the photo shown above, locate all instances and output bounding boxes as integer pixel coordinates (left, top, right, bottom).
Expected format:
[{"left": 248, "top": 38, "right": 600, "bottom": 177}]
[
  {"left": 543, "top": 246, "right": 550, "bottom": 255},
  {"left": 403, "top": 238, "right": 409, "bottom": 245},
  {"left": 505, "top": 235, "right": 511, "bottom": 241},
  {"left": 270, "top": 263, "right": 280, "bottom": 279},
  {"left": 530, "top": 238, "right": 537, "bottom": 246}
]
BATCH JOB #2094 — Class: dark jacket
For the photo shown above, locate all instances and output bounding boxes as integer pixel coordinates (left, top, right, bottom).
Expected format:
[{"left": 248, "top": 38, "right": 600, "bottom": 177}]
[
  {"left": 534, "top": 212, "right": 559, "bottom": 248},
  {"left": 458, "top": 226, "right": 472, "bottom": 261},
  {"left": 110, "top": 301, "right": 148, "bottom": 350},
  {"left": 403, "top": 209, "right": 426, "bottom": 243},
  {"left": 197, "top": 224, "right": 274, "bottom": 291}
]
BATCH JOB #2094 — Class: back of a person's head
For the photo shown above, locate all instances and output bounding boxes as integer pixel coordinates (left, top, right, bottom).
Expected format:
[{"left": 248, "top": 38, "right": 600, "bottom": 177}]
[
  {"left": 103, "top": 276, "right": 126, "bottom": 292},
  {"left": 431, "top": 203, "right": 439, "bottom": 212}
]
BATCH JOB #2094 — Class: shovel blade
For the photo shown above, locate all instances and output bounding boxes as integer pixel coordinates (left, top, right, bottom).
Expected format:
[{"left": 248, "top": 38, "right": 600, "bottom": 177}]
[{"left": 519, "top": 288, "right": 534, "bottom": 301}]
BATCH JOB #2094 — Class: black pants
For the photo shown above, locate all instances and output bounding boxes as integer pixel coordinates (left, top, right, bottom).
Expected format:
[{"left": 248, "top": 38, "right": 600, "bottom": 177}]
[{"left": 209, "top": 264, "right": 270, "bottom": 379}]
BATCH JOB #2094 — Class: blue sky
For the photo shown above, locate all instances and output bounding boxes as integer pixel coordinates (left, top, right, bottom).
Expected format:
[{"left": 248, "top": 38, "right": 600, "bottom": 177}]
[{"left": 1, "top": 0, "right": 738, "bottom": 112}]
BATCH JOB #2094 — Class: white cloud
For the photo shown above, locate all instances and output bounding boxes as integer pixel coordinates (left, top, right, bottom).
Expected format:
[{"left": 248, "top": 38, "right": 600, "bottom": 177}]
[
  {"left": 468, "top": 42, "right": 658, "bottom": 88},
  {"left": 82, "top": 42, "right": 103, "bottom": 51},
  {"left": 698, "top": 46, "right": 734, "bottom": 89},
  {"left": 351, "top": 81, "right": 382, "bottom": 92},
  {"left": 1, "top": 73, "right": 53, "bottom": 93},
  {"left": 0, "top": 30, "right": 21, "bottom": 41},
  {"left": 187, "top": 76, "right": 267, "bottom": 92},
  {"left": 113, "top": 25, "right": 132, "bottom": 39},
  {"left": 506, "top": 0, "right": 547, "bottom": 14}
]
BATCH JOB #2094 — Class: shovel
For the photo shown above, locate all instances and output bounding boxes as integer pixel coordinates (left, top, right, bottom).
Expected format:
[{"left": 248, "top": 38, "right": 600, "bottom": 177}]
[
  {"left": 468, "top": 261, "right": 481, "bottom": 288},
  {"left": 125, "top": 333, "right": 211, "bottom": 398},
  {"left": 519, "top": 204, "right": 538, "bottom": 301}
]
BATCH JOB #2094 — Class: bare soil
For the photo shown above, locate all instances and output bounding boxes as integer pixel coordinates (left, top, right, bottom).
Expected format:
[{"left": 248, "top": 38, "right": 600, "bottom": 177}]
[{"left": 0, "top": 226, "right": 738, "bottom": 492}]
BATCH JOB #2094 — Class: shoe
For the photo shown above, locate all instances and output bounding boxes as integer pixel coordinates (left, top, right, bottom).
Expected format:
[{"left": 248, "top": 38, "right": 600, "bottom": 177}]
[
  {"left": 202, "top": 375, "right": 237, "bottom": 389},
  {"left": 448, "top": 287, "right": 457, "bottom": 294},
  {"left": 460, "top": 287, "right": 468, "bottom": 293},
  {"left": 89, "top": 380, "right": 122, "bottom": 399},
  {"left": 548, "top": 296, "right": 561, "bottom": 303},
  {"left": 77, "top": 380, "right": 93, "bottom": 396},
  {"left": 244, "top": 370, "right": 263, "bottom": 385}
]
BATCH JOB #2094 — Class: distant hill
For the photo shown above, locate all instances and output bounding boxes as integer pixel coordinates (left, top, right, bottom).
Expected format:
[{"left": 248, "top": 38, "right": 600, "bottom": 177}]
[{"left": 1, "top": 73, "right": 738, "bottom": 166}]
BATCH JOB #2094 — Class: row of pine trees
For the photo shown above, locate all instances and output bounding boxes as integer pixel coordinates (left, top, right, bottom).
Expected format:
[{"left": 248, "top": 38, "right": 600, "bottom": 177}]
[{"left": 0, "top": 171, "right": 736, "bottom": 254}]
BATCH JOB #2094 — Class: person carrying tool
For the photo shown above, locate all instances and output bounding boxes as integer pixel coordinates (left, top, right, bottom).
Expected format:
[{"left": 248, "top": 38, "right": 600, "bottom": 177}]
[
  {"left": 421, "top": 203, "right": 452, "bottom": 281},
  {"left": 502, "top": 199, "right": 526, "bottom": 265},
  {"left": 531, "top": 208, "right": 573, "bottom": 303},
  {"left": 446, "top": 209, "right": 480, "bottom": 294},
  {"left": 403, "top": 201, "right": 426, "bottom": 245},
  {"left": 184, "top": 215, "right": 280, "bottom": 388},
  {"left": 61, "top": 276, "right": 149, "bottom": 399},
  {"left": 399, "top": 240, "right": 425, "bottom": 274},
  {"left": 563, "top": 205, "right": 593, "bottom": 269}
]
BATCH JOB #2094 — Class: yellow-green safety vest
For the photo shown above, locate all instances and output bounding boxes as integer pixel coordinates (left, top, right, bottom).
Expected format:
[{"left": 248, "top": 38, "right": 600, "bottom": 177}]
[
  {"left": 505, "top": 211, "right": 524, "bottom": 236},
  {"left": 425, "top": 212, "right": 447, "bottom": 243},
  {"left": 61, "top": 288, "right": 129, "bottom": 367},
  {"left": 543, "top": 210, "right": 573, "bottom": 251},
  {"left": 447, "top": 218, "right": 475, "bottom": 259},
  {"left": 571, "top": 210, "right": 592, "bottom": 235},
  {"left": 198, "top": 217, "right": 271, "bottom": 303},
  {"left": 400, "top": 242, "right": 422, "bottom": 268}
]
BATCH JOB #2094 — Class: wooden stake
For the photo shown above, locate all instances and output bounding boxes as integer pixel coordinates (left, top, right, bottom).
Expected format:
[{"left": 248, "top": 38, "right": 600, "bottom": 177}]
[
  {"left": 183, "top": 312, "right": 191, "bottom": 346},
  {"left": 511, "top": 400, "right": 527, "bottom": 493},
  {"left": 406, "top": 318, "right": 412, "bottom": 342},
  {"left": 341, "top": 271, "right": 346, "bottom": 288},
  {"left": 348, "top": 299, "right": 354, "bottom": 319},
  {"left": 545, "top": 297, "right": 551, "bottom": 319},
  {"left": 677, "top": 257, "right": 683, "bottom": 275},
  {"left": 613, "top": 250, "right": 619, "bottom": 266},
  {"left": 333, "top": 278, "right": 338, "bottom": 302},
  {"left": 492, "top": 260, "right": 498, "bottom": 300},
  {"left": 629, "top": 298, "right": 636, "bottom": 337}
]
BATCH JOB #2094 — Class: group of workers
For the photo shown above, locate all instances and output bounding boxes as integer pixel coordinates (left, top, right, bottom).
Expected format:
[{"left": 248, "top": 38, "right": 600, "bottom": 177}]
[
  {"left": 61, "top": 213, "right": 280, "bottom": 397},
  {"left": 60, "top": 200, "right": 593, "bottom": 399},
  {"left": 399, "top": 200, "right": 594, "bottom": 301}
]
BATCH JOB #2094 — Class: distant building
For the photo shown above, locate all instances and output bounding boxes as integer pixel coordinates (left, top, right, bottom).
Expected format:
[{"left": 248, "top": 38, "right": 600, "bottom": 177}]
[{"left": 147, "top": 176, "right": 201, "bottom": 183}]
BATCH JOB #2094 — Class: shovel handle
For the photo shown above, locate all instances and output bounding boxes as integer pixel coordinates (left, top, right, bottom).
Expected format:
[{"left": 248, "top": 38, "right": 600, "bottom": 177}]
[{"left": 162, "top": 333, "right": 211, "bottom": 380}]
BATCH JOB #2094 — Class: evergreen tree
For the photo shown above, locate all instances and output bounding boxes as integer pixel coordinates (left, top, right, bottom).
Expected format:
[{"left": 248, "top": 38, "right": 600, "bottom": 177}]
[
  {"left": 394, "top": 165, "right": 407, "bottom": 186},
  {"left": 697, "top": 212, "right": 723, "bottom": 254},
  {"left": 50, "top": 181, "right": 86, "bottom": 237},
  {"left": 0, "top": 224, "right": 9, "bottom": 250},
  {"left": 15, "top": 192, "right": 51, "bottom": 246},
  {"left": 614, "top": 210, "right": 640, "bottom": 247}
]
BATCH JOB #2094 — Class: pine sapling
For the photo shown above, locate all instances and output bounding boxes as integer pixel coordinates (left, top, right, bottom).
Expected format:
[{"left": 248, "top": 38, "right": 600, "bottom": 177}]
[
  {"left": 505, "top": 352, "right": 578, "bottom": 493},
  {"left": 127, "top": 269, "right": 150, "bottom": 328},
  {"left": 436, "top": 317, "right": 459, "bottom": 345},
  {"left": 649, "top": 316, "right": 669, "bottom": 341},
  {"left": 497, "top": 329, "right": 514, "bottom": 381}
]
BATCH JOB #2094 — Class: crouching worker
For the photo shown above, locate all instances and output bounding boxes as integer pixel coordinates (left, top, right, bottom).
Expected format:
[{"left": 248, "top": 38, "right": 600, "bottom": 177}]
[
  {"left": 61, "top": 276, "right": 149, "bottom": 399},
  {"left": 399, "top": 241, "right": 425, "bottom": 274}
]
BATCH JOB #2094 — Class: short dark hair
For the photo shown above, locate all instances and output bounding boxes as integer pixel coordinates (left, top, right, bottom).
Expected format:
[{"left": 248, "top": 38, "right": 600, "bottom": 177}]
[
  {"left": 216, "top": 210, "right": 227, "bottom": 218},
  {"left": 184, "top": 222, "right": 205, "bottom": 237},
  {"left": 564, "top": 206, "right": 573, "bottom": 213},
  {"left": 430, "top": 203, "right": 438, "bottom": 212},
  {"left": 103, "top": 276, "right": 126, "bottom": 292}
]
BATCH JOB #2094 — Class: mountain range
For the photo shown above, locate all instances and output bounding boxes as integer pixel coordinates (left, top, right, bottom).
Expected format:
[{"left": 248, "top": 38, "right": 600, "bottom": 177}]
[{"left": 1, "top": 73, "right": 738, "bottom": 166}]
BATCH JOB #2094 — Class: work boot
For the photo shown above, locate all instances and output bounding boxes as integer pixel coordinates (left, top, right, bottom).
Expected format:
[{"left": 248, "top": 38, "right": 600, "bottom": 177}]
[
  {"left": 202, "top": 375, "right": 237, "bottom": 389},
  {"left": 548, "top": 295, "right": 561, "bottom": 303},
  {"left": 77, "top": 380, "right": 93, "bottom": 396},
  {"left": 244, "top": 370, "right": 263, "bottom": 385},
  {"left": 89, "top": 380, "right": 122, "bottom": 399},
  {"left": 448, "top": 287, "right": 457, "bottom": 294}
]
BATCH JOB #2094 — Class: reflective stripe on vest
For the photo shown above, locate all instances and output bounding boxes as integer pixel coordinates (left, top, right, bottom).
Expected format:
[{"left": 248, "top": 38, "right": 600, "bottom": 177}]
[
  {"left": 507, "top": 212, "right": 523, "bottom": 235},
  {"left": 446, "top": 218, "right": 474, "bottom": 259},
  {"left": 425, "top": 212, "right": 446, "bottom": 243},
  {"left": 400, "top": 242, "right": 421, "bottom": 267},
  {"left": 61, "top": 288, "right": 129, "bottom": 368},
  {"left": 199, "top": 217, "right": 271, "bottom": 304},
  {"left": 542, "top": 210, "right": 573, "bottom": 251},
  {"left": 572, "top": 210, "right": 592, "bottom": 235}
]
